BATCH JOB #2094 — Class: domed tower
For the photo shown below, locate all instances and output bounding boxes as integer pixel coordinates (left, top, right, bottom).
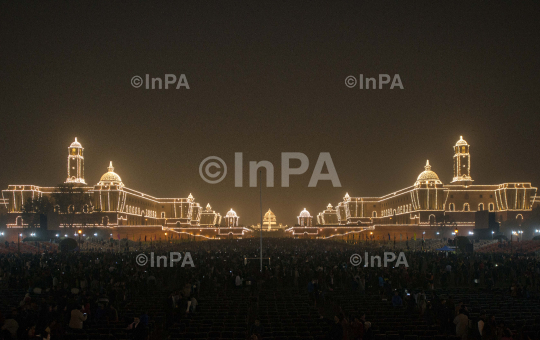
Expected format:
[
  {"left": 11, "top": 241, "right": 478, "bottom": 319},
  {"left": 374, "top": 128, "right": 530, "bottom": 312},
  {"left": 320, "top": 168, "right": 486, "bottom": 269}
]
[
  {"left": 415, "top": 160, "right": 442, "bottom": 187},
  {"left": 414, "top": 160, "right": 445, "bottom": 210},
  {"left": 97, "top": 161, "right": 124, "bottom": 187},
  {"left": 452, "top": 136, "right": 473, "bottom": 184},
  {"left": 65, "top": 137, "right": 86, "bottom": 184},
  {"left": 224, "top": 209, "right": 239, "bottom": 227},
  {"left": 297, "top": 208, "right": 312, "bottom": 227}
]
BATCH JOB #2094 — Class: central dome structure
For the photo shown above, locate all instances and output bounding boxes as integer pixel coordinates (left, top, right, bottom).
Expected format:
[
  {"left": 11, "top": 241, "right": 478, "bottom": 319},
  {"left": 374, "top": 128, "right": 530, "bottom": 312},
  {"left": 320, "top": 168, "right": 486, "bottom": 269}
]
[
  {"left": 98, "top": 161, "right": 123, "bottom": 186},
  {"left": 415, "top": 160, "right": 442, "bottom": 186},
  {"left": 226, "top": 209, "right": 238, "bottom": 218},
  {"left": 299, "top": 208, "right": 311, "bottom": 218},
  {"left": 455, "top": 135, "right": 468, "bottom": 146},
  {"left": 70, "top": 137, "right": 82, "bottom": 148},
  {"left": 264, "top": 209, "right": 276, "bottom": 219}
]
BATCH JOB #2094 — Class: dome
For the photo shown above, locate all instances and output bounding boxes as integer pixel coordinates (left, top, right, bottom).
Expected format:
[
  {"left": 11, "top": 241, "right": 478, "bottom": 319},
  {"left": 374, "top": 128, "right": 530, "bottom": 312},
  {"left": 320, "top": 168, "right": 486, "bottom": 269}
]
[
  {"left": 264, "top": 209, "right": 275, "bottom": 219},
  {"left": 415, "top": 160, "right": 442, "bottom": 184},
  {"left": 98, "top": 161, "right": 123, "bottom": 185},
  {"left": 70, "top": 137, "right": 82, "bottom": 148},
  {"left": 299, "top": 208, "right": 311, "bottom": 218},
  {"left": 456, "top": 136, "right": 468, "bottom": 146},
  {"left": 226, "top": 209, "right": 238, "bottom": 218}
]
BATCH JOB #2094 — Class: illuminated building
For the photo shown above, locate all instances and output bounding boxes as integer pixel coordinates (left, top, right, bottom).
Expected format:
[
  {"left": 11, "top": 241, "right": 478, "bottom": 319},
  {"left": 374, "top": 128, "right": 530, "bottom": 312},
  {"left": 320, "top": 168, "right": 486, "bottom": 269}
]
[
  {"left": 301, "top": 136, "right": 538, "bottom": 239},
  {"left": 263, "top": 209, "right": 276, "bottom": 230},
  {"left": 66, "top": 138, "right": 86, "bottom": 185},
  {"left": 1, "top": 138, "right": 252, "bottom": 240},
  {"left": 256, "top": 209, "right": 287, "bottom": 231},
  {"left": 224, "top": 209, "right": 239, "bottom": 227},
  {"left": 317, "top": 203, "right": 339, "bottom": 225},
  {"left": 200, "top": 204, "right": 222, "bottom": 226},
  {"left": 297, "top": 208, "right": 313, "bottom": 226}
]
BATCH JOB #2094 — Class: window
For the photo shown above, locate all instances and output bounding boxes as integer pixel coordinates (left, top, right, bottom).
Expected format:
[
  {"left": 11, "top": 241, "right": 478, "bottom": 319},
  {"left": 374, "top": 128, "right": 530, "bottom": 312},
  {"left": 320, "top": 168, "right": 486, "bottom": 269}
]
[
  {"left": 463, "top": 203, "right": 470, "bottom": 212},
  {"left": 161, "top": 212, "right": 165, "bottom": 218},
  {"left": 479, "top": 195, "right": 483, "bottom": 198},
  {"left": 490, "top": 194, "right": 493, "bottom": 198},
  {"left": 372, "top": 211, "right": 377, "bottom": 217},
  {"left": 489, "top": 203, "right": 494, "bottom": 212},
  {"left": 449, "top": 203, "right": 455, "bottom": 211},
  {"left": 450, "top": 195, "right": 453, "bottom": 198},
  {"left": 478, "top": 203, "right": 484, "bottom": 211}
]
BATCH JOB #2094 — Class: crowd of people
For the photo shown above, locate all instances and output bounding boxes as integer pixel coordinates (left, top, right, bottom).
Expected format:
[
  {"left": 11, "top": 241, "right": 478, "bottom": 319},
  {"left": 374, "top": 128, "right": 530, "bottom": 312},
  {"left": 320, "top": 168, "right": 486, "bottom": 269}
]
[{"left": 0, "top": 237, "right": 538, "bottom": 340}]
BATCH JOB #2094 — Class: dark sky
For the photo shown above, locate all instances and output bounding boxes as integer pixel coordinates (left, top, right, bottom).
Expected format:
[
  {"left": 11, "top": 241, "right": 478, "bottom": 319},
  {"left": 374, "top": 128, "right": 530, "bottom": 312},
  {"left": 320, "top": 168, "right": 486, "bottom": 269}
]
[{"left": 1, "top": 2, "right": 539, "bottom": 225}]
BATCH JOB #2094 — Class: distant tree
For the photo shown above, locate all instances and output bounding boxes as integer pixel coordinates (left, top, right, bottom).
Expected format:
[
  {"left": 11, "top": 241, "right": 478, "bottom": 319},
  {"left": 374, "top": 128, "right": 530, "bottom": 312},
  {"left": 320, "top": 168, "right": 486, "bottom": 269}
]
[
  {"left": 21, "top": 196, "right": 54, "bottom": 228},
  {"left": 51, "top": 183, "right": 91, "bottom": 229}
]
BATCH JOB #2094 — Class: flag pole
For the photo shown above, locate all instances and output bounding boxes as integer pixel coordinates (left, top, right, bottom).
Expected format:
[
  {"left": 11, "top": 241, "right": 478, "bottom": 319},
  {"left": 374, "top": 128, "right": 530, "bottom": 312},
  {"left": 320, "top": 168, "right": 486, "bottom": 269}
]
[{"left": 259, "top": 170, "right": 263, "bottom": 272}]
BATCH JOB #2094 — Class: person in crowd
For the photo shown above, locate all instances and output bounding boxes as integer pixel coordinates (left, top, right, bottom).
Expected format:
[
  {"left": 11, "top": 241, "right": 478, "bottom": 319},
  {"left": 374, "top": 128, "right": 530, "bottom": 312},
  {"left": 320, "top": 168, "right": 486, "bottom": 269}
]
[
  {"left": 477, "top": 311, "right": 486, "bottom": 338},
  {"left": 454, "top": 307, "right": 469, "bottom": 340},
  {"left": 391, "top": 291, "right": 403, "bottom": 306},
  {"left": 349, "top": 315, "right": 364, "bottom": 340},
  {"left": 68, "top": 306, "right": 87, "bottom": 330},
  {"left": 249, "top": 319, "right": 264, "bottom": 339},
  {"left": 320, "top": 314, "right": 343, "bottom": 340},
  {"left": 363, "top": 321, "right": 374, "bottom": 340},
  {"left": 126, "top": 316, "right": 148, "bottom": 340}
]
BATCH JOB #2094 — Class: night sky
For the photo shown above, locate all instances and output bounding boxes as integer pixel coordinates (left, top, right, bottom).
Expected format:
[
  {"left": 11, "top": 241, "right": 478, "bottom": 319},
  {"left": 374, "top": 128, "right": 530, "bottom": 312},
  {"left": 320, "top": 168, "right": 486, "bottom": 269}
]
[{"left": 1, "top": 2, "right": 539, "bottom": 225}]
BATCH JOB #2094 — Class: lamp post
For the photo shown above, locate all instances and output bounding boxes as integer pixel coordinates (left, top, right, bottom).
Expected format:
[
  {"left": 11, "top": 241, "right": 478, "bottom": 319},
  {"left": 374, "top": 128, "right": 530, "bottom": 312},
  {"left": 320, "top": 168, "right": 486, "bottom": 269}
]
[{"left": 78, "top": 230, "right": 82, "bottom": 250}]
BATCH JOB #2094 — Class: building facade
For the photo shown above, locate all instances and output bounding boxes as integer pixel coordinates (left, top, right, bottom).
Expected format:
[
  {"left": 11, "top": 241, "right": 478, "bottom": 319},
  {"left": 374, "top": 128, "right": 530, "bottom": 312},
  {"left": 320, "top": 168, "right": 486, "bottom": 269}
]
[
  {"left": 1, "top": 138, "right": 251, "bottom": 240},
  {"left": 292, "top": 136, "right": 538, "bottom": 239}
]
